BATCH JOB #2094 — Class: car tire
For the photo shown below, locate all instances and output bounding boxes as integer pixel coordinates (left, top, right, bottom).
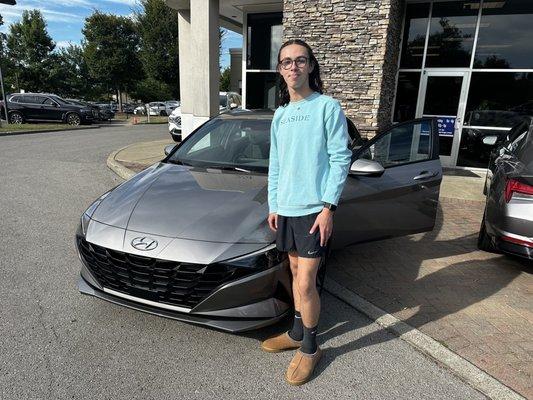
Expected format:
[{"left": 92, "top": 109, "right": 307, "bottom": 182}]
[
  {"left": 9, "top": 111, "right": 24, "bottom": 124},
  {"left": 160, "top": 111, "right": 167, "bottom": 116},
  {"left": 477, "top": 214, "right": 499, "bottom": 253},
  {"left": 66, "top": 113, "right": 81, "bottom": 126}
]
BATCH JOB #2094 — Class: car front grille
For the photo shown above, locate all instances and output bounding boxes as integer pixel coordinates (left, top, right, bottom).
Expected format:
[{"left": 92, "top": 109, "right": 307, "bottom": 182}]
[{"left": 76, "top": 236, "right": 254, "bottom": 309}]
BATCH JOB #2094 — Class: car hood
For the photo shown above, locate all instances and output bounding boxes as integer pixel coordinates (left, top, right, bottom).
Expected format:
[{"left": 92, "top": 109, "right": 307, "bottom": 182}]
[{"left": 91, "top": 162, "right": 274, "bottom": 244}]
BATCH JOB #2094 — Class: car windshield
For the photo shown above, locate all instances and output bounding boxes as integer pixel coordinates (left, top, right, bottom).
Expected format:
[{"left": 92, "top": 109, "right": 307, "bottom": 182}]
[
  {"left": 167, "top": 118, "right": 272, "bottom": 173},
  {"left": 219, "top": 95, "right": 227, "bottom": 108}
]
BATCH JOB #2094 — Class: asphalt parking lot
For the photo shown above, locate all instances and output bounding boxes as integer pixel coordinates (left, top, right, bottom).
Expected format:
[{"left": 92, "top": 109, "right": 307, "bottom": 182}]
[{"left": 0, "top": 125, "right": 487, "bottom": 399}]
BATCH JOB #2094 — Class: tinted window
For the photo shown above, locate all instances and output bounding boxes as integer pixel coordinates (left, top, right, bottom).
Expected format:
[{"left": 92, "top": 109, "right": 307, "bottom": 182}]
[
  {"left": 393, "top": 72, "right": 421, "bottom": 122},
  {"left": 169, "top": 118, "right": 272, "bottom": 172},
  {"left": 400, "top": 3, "right": 430, "bottom": 68},
  {"left": 359, "top": 121, "right": 432, "bottom": 168},
  {"left": 425, "top": 1, "right": 479, "bottom": 68},
  {"left": 18, "top": 95, "right": 38, "bottom": 104},
  {"left": 219, "top": 95, "right": 227, "bottom": 108},
  {"left": 247, "top": 12, "right": 282, "bottom": 70},
  {"left": 474, "top": 0, "right": 533, "bottom": 69},
  {"left": 42, "top": 97, "right": 56, "bottom": 106}
]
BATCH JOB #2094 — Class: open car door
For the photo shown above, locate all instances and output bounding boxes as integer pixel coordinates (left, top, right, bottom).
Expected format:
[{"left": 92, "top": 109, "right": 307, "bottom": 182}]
[{"left": 331, "top": 118, "right": 442, "bottom": 250}]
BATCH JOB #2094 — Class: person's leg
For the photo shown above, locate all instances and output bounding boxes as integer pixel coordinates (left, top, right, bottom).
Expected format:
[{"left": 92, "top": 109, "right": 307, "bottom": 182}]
[
  {"left": 295, "top": 256, "right": 321, "bottom": 354},
  {"left": 287, "top": 250, "right": 303, "bottom": 341}
]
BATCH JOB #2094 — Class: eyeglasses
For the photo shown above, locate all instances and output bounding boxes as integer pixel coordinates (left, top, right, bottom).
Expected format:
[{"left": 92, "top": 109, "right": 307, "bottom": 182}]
[{"left": 278, "top": 56, "right": 309, "bottom": 70}]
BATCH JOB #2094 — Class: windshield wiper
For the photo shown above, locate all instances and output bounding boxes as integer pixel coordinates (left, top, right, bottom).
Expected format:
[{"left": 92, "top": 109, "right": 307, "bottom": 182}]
[
  {"left": 205, "top": 165, "right": 251, "bottom": 173},
  {"left": 167, "top": 159, "right": 193, "bottom": 166}
]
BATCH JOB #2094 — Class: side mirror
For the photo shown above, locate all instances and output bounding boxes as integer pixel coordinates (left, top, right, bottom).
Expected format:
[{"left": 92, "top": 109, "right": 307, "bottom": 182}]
[
  {"left": 482, "top": 135, "right": 498, "bottom": 146},
  {"left": 349, "top": 159, "right": 385, "bottom": 176},
  {"left": 164, "top": 144, "right": 175, "bottom": 156}
]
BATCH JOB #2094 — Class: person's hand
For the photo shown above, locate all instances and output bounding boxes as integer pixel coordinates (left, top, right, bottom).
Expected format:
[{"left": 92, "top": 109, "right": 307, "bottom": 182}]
[
  {"left": 309, "top": 209, "right": 334, "bottom": 246},
  {"left": 267, "top": 212, "right": 278, "bottom": 232}
]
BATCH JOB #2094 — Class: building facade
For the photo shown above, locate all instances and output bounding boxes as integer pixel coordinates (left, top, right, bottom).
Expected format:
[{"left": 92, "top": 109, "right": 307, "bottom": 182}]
[{"left": 167, "top": 0, "right": 533, "bottom": 169}]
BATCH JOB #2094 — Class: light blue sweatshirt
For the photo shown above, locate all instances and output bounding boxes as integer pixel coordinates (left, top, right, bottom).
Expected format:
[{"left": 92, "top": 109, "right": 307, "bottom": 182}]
[{"left": 268, "top": 91, "right": 353, "bottom": 217}]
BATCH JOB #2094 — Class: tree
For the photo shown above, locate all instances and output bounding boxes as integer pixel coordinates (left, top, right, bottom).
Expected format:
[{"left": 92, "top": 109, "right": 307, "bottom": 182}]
[
  {"left": 83, "top": 11, "right": 142, "bottom": 110},
  {"left": 220, "top": 66, "right": 231, "bottom": 91},
  {"left": 6, "top": 10, "right": 55, "bottom": 92},
  {"left": 130, "top": 77, "right": 173, "bottom": 103},
  {"left": 51, "top": 43, "right": 106, "bottom": 100},
  {"left": 135, "top": 0, "right": 179, "bottom": 99}
]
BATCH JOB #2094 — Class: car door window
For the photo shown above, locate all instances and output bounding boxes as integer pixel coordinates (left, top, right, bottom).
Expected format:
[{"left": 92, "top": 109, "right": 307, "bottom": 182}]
[
  {"left": 359, "top": 120, "right": 432, "bottom": 168},
  {"left": 42, "top": 97, "right": 56, "bottom": 106}
]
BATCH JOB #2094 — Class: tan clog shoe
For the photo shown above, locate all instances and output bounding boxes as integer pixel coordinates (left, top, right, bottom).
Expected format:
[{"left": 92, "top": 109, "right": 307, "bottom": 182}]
[
  {"left": 285, "top": 347, "right": 322, "bottom": 386},
  {"left": 260, "top": 331, "right": 302, "bottom": 353}
]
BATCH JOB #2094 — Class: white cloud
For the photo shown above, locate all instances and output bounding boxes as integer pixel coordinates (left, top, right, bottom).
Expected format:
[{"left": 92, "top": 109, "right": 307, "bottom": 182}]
[{"left": 0, "top": 5, "right": 79, "bottom": 25}]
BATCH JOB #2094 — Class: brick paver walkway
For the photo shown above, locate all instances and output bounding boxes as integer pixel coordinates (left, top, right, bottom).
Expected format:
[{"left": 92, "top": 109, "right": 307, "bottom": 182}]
[{"left": 328, "top": 197, "right": 532, "bottom": 398}]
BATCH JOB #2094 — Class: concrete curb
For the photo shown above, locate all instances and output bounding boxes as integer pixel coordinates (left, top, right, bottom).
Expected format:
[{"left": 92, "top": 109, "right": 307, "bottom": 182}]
[
  {"left": 106, "top": 146, "right": 136, "bottom": 181},
  {"left": 324, "top": 279, "right": 525, "bottom": 400},
  {"left": 0, "top": 124, "right": 100, "bottom": 137}
]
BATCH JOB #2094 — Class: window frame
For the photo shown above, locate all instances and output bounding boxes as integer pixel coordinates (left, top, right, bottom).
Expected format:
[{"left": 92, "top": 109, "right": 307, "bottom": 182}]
[{"left": 353, "top": 118, "right": 438, "bottom": 169}]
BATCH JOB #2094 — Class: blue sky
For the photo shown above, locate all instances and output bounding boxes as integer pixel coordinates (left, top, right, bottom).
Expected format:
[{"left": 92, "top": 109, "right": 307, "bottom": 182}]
[{"left": 0, "top": 0, "right": 242, "bottom": 69}]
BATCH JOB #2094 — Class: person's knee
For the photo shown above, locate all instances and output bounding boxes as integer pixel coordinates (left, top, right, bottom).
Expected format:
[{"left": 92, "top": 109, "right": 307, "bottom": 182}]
[{"left": 297, "top": 275, "right": 317, "bottom": 299}]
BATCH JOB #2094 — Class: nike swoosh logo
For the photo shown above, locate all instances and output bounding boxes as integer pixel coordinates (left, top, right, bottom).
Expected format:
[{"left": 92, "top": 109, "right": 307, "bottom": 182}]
[{"left": 307, "top": 250, "right": 318, "bottom": 255}]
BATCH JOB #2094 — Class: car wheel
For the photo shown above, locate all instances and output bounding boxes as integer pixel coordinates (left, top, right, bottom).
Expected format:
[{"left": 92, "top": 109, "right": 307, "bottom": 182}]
[
  {"left": 9, "top": 111, "right": 24, "bottom": 124},
  {"left": 160, "top": 110, "right": 167, "bottom": 116},
  {"left": 477, "top": 214, "right": 499, "bottom": 253},
  {"left": 67, "top": 113, "right": 81, "bottom": 126}
]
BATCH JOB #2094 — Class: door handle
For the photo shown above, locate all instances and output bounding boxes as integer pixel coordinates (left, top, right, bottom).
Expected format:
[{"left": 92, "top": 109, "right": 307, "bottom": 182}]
[{"left": 413, "top": 171, "right": 438, "bottom": 181}]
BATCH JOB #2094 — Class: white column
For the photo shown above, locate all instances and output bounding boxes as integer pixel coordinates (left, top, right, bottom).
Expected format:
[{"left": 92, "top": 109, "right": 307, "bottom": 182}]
[{"left": 177, "top": 9, "right": 195, "bottom": 138}]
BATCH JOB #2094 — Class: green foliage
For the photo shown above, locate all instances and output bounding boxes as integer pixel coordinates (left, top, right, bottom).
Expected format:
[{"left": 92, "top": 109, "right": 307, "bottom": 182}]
[
  {"left": 130, "top": 77, "right": 173, "bottom": 103},
  {"left": 220, "top": 67, "right": 231, "bottom": 92},
  {"left": 82, "top": 11, "right": 142, "bottom": 94},
  {"left": 135, "top": 0, "right": 180, "bottom": 98},
  {"left": 5, "top": 10, "right": 56, "bottom": 92}
]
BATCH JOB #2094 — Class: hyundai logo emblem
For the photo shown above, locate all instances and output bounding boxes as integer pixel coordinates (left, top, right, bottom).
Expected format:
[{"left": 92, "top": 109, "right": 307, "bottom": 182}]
[{"left": 131, "top": 236, "right": 158, "bottom": 251}]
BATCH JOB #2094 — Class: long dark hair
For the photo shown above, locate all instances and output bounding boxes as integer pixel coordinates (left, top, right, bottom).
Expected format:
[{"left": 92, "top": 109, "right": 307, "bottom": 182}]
[{"left": 276, "top": 39, "right": 323, "bottom": 107}]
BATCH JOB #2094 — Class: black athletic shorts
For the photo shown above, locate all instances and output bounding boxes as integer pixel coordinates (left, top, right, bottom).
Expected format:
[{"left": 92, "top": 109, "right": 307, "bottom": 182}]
[{"left": 275, "top": 211, "right": 328, "bottom": 258}]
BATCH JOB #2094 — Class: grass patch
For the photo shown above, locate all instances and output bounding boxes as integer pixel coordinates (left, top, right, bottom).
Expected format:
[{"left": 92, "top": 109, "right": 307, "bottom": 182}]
[{"left": 0, "top": 123, "right": 88, "bottom": 133}]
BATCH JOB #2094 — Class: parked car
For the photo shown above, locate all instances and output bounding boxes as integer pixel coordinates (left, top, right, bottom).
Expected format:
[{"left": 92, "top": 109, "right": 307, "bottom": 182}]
[
  {"left": 220, "top": 92, "right": 242, "bottom": 112},
  {"left": 168, "top": 105, "right": 182, "bottom": 142},
  {"left": 122, "top": 103, "right": 135, "bottom": 114},
  {"left": 478, "top": 117, "right": 533, "bottom": 260},
  {"left": 165, "top": 100, "right": 180, "bottom": 113},
  {"left": 133, "top": 104, "right": 146, "bottom": 115},
  {"left": 168, "top": 93, "right": 242, "bottom": 142},
  {"left": 65, "top": 99, "right": 100, "bottom": 121},
  {"left": 94, "top": 103, "right": 115, "bottom": 122},
  {"left": 147, "top": 102, "right": 171, "bottom": 116},
  {"left": 1, "top": 93, "right": 94, "bottom": 125},
  {"left": 76, "top": 110, "right": 442, "bottom": 332}
]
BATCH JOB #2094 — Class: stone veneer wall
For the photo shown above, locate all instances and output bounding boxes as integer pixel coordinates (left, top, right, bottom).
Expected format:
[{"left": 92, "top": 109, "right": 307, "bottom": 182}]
[{"left": 282, "top": 0, "right": 403, "bottom": 138}]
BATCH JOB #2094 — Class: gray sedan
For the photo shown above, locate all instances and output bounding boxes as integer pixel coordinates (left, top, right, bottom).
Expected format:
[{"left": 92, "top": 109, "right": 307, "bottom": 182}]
[
  {"left": 75, "top": 110, "right": 442, "bottom": 332},
  {"left": 478, "top": 117, "right": 533, "bottom": 260}
]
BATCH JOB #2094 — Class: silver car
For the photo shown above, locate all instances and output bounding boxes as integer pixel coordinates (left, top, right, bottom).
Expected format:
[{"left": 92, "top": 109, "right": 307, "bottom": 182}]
[
  {"left": 478, "top": 117, "right": 533, "bottom": 260},
  {"left": 76, "top": 110, "right": 442, "bottom": 332}
]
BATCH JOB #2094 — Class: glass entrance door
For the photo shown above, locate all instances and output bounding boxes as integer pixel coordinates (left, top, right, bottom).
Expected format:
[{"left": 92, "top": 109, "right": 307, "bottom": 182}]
[{"left": 416, "top": 71, "right": 469, "bottom": 167}]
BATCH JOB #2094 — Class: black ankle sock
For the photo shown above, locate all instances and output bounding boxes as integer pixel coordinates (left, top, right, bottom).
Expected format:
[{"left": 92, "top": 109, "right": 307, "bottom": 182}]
[
  {"left": 288, "top": 311, "right": 303, "bottom": 341},
  {"left": 301, "top": 324, "right": 318, "bottom": 354}
]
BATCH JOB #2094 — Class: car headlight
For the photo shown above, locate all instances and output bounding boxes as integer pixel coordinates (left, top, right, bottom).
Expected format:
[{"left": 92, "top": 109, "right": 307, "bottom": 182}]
[
  {"left": 220, "top": 245, "right": 286, "bottom": 270},
  {"left": 76, "top": 212, "right": 91, "bottom": 237}
]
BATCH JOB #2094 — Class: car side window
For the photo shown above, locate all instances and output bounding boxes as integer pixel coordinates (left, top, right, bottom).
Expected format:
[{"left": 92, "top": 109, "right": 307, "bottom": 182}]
[
  {"left": 359, "top": 120, "right": 431, "bottom": 168},
  {"left": 42, "top": 97, "right": 56, "bottom": 106},
  {"left": 504, "top": 121, "right": 529, "bottom": 153},
  {"left": 18, "top": 95, "right": 34, "bottom": 104}
]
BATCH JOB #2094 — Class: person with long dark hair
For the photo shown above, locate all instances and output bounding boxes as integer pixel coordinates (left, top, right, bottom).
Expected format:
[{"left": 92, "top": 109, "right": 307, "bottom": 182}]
[{"left": 262, "top": 39, "right": 352, "bottom": 385}]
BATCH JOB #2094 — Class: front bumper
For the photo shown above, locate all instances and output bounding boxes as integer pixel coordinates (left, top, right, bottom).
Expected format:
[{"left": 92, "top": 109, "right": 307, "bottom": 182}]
[{"left": 76, "top": 243, "right": 292, "bottom": 332}]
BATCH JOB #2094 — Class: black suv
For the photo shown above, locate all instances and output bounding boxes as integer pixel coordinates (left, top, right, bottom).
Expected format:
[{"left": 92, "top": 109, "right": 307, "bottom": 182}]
[{"left": 1, "top": 93, "right": 95, "bottom": 125}]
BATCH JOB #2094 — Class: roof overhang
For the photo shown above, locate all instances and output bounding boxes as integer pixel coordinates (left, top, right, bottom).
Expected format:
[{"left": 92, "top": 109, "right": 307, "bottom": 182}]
[{"left": 164, "top": 0, "right": 282, "bottom": 34}]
